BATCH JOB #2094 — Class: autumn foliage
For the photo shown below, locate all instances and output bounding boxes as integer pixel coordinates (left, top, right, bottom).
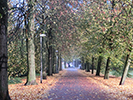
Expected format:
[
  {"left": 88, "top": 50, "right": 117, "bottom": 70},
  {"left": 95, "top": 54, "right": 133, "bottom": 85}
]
[
  {"left": 9, "top": 70, "right": 66, "bottom": 100},
  {"left": 9, "top": 69, "right": 133, "bottom": 100}
]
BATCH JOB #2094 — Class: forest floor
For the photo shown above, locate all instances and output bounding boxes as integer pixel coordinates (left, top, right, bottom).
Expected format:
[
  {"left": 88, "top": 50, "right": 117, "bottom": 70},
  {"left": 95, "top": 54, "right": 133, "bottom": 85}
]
[{"left": 9, "top": 68, "right": 133, "bottom": 100}]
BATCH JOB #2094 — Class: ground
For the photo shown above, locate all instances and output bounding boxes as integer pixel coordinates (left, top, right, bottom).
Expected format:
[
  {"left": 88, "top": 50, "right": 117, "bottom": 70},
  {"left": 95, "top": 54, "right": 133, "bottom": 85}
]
[{"left": 9, "top": 68, "right": 133, "bottom": 100}]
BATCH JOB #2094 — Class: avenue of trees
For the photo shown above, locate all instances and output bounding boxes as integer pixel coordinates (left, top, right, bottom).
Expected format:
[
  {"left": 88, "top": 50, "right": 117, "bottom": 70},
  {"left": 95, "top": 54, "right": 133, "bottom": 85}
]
[
  {"left": 78, "top": 0, "right": 133, "bottom": 85},
  {"left": 0, "top": 0, "right": 133, "bottom": 99}
]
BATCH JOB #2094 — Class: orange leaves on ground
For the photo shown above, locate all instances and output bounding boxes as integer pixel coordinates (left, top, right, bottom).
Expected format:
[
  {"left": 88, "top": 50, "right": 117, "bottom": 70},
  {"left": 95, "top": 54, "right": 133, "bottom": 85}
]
[
  {"left": 9, "top": 70, "right": 66, "bottom": 100},
  {"left": 78, "top": 70, "right": 133, "bottom": 100}
]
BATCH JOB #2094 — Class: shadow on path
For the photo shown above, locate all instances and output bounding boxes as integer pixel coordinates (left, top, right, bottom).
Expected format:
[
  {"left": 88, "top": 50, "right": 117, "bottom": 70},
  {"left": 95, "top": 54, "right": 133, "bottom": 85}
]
[{"left": 42, "top": 68, "right": 117, "bottom": 100}]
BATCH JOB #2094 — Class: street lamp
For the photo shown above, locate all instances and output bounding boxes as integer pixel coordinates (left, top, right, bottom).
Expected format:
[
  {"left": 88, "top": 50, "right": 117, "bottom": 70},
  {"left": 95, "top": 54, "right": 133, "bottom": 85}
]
[{"left": 40, "top": 34, "right": 46, "bottom": 83}]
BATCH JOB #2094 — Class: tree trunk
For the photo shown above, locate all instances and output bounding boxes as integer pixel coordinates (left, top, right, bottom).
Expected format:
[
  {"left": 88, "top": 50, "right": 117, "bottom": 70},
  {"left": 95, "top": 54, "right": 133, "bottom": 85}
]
[
  {"left": 119, "top": 54, "right": 131, "bottom": 85},
  {"left": 60, "top": 54, "right": 62, "bottom": 71},
  {"left": 104, "top": 57, "right": 111, "bottom": 79},
  {"left": 25, "top": 33, "right": 37, "bottom": 85},
  {"left": 47, "top": 46, "right": 53, "bottom": 76},
  {"left": 96, "top": 56, "right": 103, "bottom": 76},
  {"left": 77, "top": 60, "right": 80, "bottom": 67},
  {"left": 47, "top": 26, "right": 53, "bottom": 76},
  {"left": 86, "top": 61, "right": 90, "bottom": 72},
  {"left": 58, "top": 52, "right": 61, "bottom": 71},
  {"left": 84, "top": 62, "right": 86, "bottom": 70},
  {"left": 75, "top": 60, "right": 77, "bottom": 67},
  {"left": 92, "top": 56, "right": 94, "bottom": 74},
  {"left": 64, "top": 61, "right": 66, "bottom": 68},
  {"left": 42, "top": 37, "right": 47, "bottom": 79},
  {"left": 55, "top": 52, "right": 59, "bottom": 73},
  {"left": 0, "top": 0, "right": 11, "bottom": 99},
  {"left": 52, "top": 48, "right": 56, "bottom": 74},
  {"left": 81, "top": 57, "right": 85, "bottom": 70},
  {"left": 25, "top": 1, "right": 37, "bottom": 85}
]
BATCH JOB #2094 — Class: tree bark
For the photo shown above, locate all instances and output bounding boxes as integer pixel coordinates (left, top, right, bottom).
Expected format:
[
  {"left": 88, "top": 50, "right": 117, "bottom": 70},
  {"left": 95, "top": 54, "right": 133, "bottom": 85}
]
[
  {"left": 119, "top": 54, "right": 131, "bottom": 85},
  {"left": 84, "top": 62, "right": 86, "bottom": 70},
  {"left": 81, "top": 57, "right": 85, "bottom": 70},
  {"left": 60, "top": 54, "right": 62, "bottom": 71},
  {"left": 75, "top": 60, "right": 77, "bottom": 67},
  {"left": 47, "top": 27, "right": 53, "bottom": 76},
  {"left": 52, "top": 48, "right": 56, "bottom": 74},
  {"left": 0, "top": 0, "right": 11, "bottom": 99},
  {"left": 58, "top": 52, "right": 61, "bottom": 71},
  {"left": 104, "top": 57, "right": 111, "bottom": 79},
  {"left": 25, "top": 31, "right": 37, "bottom": 85},
  {"left": 25, "top": 0, "right": 37, "bottom": 85},
  {"left": 96, "top": 56, "right": 103, "bottom": 76},
  {"left": 92, "top": 56, "right": 94, "bottom": 74},
  {"left": 64, "top": 61, "right": 66, "bottom": 68},
  {"left": 47, "top": 46, "right": 53, "bottom": 76},
  {"left": 55, "top": 52, "right": 59, "bottom": 73},
  {"left": 86, "top": 61, "right": 90, "bottom": 72},
  {"left": 42, "top": 37, "right": 47, "bottom": 79}
]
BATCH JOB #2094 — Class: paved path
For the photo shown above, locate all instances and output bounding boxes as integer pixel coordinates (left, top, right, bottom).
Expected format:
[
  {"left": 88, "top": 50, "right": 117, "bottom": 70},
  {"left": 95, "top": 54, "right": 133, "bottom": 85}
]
[{"left": 42, "top": 68, "right": 117, "bottom": 100}]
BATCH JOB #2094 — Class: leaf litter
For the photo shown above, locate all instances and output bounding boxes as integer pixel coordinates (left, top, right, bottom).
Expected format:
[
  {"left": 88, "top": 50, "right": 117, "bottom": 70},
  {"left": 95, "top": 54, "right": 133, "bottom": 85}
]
[
  {"left": 79, "top": 69, "right": 133, "bottom": 100},
  {"left": 9, "top": 69, "right": 133, "bottom": 100},
  {"left": 9, "top": 70, "right": 66, "bottom": 100}
]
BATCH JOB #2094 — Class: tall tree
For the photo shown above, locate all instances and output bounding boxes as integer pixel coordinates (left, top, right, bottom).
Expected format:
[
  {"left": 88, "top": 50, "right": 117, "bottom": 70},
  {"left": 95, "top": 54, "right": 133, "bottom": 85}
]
[
  {"left": 104, "top": 57, "right": 111, "bottom": 79},
  {"left": 52, "top": 48, "right": 56, "bottom": 74},
  {"left": 119, "top": 53, "right": 131, "bottom": 85},
  {"left": 25, "top": 0, "right": 37, "bottom": 85},
  {"left": 59, "top": 53, "right": 62, "bottom": 71},
  {"left": 96, "top": 55, "right": 103, "bottom": 76},
  {"left": 81, "top": 57, "right": 85, "bottom": 70},
  {"left": 86, "top": 61, "right": 90, "bottom": 72},
  {"left": 92, "top": 56, "right": 94, "bottom": 74},
  {"left": 0, "top": 0, "right": 11, "bottom": 99},
  {"left": 55, "top": 51, "right": 59, "bottom": 73}
]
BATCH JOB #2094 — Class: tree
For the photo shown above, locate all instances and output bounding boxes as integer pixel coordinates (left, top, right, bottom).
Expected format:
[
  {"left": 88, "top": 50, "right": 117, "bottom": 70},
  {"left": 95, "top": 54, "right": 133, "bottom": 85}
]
[
  {"left": 120, "top": 53, "right": 132, "bottom": 85},
  {"left": 59, "top": 53, "right": 62, "bottom": 71},
  {"left": 25, "top": 0, "right": 37, "bottom": 85},
  {"left": 104, "top": 57, "right": 111, "bottom": 79},
  {"left": 47, "top": 27, "right": 53, "bottom": 76},
  {"left": 96, "top": 55, "right": 103, "bottom": 76},
  {"left": 0, "top": 0, "right": 11, "bottom": 99},
  {"left": 118, "top": 0, "right": 133, "bottom": 84},
  {"left": 86, "top": 61, "right": 90, "bottom": 72},
  {"left": 78, "top": 0, "right": 133, "bottom": 84},
  {"left": 92, "top": 56, "right": 95, "bottom": 74},
  {"left": 81, "top": 57, "right": 85, "bottom": 70}
]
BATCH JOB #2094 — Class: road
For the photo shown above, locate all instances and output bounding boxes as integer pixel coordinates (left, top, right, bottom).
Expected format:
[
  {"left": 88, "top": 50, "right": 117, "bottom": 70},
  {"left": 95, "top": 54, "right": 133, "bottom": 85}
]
[{"left": 42, "top": 68, "right": 117, "bottom": 100}]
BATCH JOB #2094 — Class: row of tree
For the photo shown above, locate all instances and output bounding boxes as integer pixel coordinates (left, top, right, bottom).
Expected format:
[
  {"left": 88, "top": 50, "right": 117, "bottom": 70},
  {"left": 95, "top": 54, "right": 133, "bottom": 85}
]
[
  {"left": 1, "top": 0, "right": 133, "bottom": 99},
  {"left": 77, "top": 0, "right": 133, "bottom": 86},
  {"left": 1, "top": 0, "right": 81, "bottom": 99}
]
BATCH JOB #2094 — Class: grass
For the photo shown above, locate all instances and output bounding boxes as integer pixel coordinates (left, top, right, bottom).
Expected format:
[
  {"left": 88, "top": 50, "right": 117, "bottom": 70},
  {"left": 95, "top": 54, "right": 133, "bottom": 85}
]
[
  {"left": 109, "top": 69, "right": 133, "bottom": 78},
  {"left": 8, "top": 77, "right": 22, "bottom": 84},
  {"left": 8, "top": 73, "right": 41, "bottom": 84}
]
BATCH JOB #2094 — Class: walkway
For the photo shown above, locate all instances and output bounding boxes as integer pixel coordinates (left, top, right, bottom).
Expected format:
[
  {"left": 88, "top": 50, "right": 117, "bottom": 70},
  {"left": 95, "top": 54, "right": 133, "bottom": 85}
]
[{"left": 42, "top": 68, "right": 117, "bottom": 100}]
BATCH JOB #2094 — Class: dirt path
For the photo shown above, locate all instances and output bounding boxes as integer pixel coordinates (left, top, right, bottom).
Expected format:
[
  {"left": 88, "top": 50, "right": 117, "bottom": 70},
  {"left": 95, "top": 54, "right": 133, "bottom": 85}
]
[{"left": 42, "top": 68, "right": 118, "bottom": 100}]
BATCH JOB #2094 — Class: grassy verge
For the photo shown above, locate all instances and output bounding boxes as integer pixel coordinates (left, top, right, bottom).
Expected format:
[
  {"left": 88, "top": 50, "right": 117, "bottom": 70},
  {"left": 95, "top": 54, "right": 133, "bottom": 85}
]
[{"left": 8, "top": 73, "right": 41, "bottom": 84}]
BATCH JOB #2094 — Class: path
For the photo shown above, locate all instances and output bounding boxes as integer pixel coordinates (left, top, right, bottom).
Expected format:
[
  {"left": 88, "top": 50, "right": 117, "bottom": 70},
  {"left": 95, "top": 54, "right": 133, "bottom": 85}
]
[{"left": 42, "top": 68, "right": 117, "bottom": 100}]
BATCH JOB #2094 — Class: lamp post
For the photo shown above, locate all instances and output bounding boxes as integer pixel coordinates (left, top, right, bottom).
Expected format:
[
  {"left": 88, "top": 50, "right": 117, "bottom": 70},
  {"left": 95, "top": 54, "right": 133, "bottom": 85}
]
[{"left": 40, "top": 34, "right": 46, "bottom": 83}]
